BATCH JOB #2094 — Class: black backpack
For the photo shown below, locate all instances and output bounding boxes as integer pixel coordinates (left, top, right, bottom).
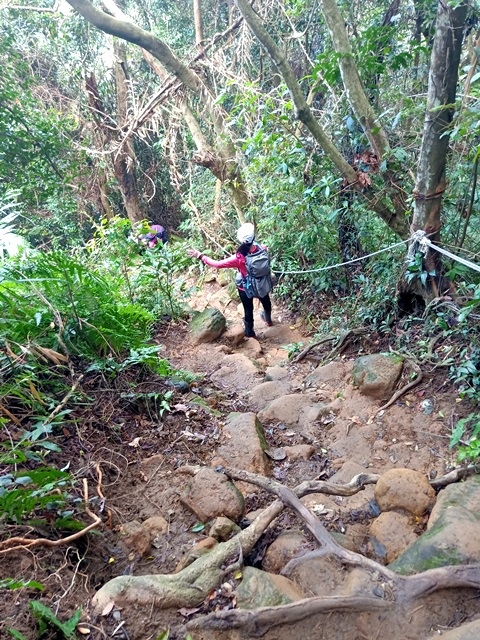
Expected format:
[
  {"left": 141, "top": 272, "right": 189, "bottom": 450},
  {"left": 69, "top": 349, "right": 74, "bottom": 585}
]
[{"left": 244, "top": 243, "right": 273, "bottom": 299}]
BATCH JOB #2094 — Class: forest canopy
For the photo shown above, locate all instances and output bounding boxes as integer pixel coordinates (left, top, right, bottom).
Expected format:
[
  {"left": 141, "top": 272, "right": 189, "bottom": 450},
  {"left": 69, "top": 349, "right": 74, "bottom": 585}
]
[{"left": 1, "top": 1, "right": 480, "bottom": 638}]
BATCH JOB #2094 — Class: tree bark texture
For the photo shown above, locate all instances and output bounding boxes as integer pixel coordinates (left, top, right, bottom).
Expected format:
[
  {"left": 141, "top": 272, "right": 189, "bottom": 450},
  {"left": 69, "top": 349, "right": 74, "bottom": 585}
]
[
  {"left": 412, "top": 1, "right": 468, "bottom": 238},
  {"left": 409, "top": 0, "right": 468, "bottom": 295},
  {"left": 113, "top": 39, "right": 145, "bottom": 224},
  {"left": 193, "top": 0, "right": 204, "bottom": 48},
  {"left": 319, "top": 0, "right": 390, "bottom": 161},
  {"left": 69, "top": 0, "right": 251, "bottom": 220}
]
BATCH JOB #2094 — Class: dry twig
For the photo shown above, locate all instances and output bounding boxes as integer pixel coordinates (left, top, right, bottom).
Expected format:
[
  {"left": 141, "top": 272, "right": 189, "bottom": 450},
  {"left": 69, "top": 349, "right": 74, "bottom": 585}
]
[{"left": 0, "top": 479, "right": 101, "bottom": 555}]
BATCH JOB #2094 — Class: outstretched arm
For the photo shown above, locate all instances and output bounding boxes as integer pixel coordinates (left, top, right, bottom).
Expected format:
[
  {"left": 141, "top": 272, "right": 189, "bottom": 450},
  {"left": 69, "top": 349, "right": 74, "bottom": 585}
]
[{"left": 187, "top": 249, "right": 241, "bottom": 270}]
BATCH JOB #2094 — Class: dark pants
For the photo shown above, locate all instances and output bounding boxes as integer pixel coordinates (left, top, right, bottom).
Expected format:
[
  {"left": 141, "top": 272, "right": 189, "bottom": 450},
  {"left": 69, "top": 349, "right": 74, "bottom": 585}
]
[{"left": 238, "top": 288, "right": 271, "bottom": 336}]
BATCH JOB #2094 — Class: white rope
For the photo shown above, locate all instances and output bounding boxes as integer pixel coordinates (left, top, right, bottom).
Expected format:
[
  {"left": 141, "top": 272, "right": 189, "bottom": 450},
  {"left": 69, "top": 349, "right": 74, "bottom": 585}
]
[
  {"left": 272, "top": 237, "right": 412, "bottom": 275},
  {"left": 413, "top": 231, "right": 480, "bottom": 274},
  {"left": 271, "top": 231, "right": 480, "bottom": 277},
  {"left": 423, "top": 238, "right": 480, "bottom": 274}
]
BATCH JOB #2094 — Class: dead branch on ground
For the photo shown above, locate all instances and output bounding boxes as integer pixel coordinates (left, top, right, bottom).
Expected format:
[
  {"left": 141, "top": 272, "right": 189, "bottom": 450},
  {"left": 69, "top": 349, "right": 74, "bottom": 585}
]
[
  {"left": 0, "top": 479, "right": 101, "bottom": 555},
  {"left": 373, "top": 361, "right": 423, "bottom": 415},
  {"left": 292, "top": 327, "right": 367, "bottom": 364}
]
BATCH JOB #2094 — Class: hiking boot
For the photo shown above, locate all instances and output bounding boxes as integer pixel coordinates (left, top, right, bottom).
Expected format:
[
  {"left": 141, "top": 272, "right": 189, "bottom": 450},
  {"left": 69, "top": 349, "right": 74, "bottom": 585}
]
[
  {"left": 243, "top": 321, "right": 256, "bottom": 338},
  {"left": 260, "top": 310, "right": 273, "bottom": 327}
]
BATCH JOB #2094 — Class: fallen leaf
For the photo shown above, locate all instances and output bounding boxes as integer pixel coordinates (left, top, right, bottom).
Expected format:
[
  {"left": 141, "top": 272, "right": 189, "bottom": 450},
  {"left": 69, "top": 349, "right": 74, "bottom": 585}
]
[
  {"left": 128, "top": 437, "right": 142, "bottom": 448},
  {"left": 77, "top": 627, "right": 91, "bottom": 635},
  {"left": 173, "top": 404, "right": 188, "bottom": 412},
  {"left": 101, "top": 602, "right": 114, "bottom": 617},
  {"left": 178, "top": 607, "right": 201, "bottom": 617},
  {"left": 350, "top": 416, "right": 363, "bottom": 425}
]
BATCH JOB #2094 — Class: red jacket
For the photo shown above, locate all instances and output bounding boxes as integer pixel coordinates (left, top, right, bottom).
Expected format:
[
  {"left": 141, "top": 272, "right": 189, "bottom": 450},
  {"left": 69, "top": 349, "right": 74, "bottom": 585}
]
[{"left": 199, "top": 244, "right": 267, "bottom": 289}]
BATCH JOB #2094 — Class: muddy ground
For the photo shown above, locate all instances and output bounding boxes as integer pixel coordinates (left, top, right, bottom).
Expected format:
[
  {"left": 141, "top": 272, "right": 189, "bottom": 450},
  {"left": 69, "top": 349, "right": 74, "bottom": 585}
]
[{"left": 0, "top": 280, "right": 478, "bottom": 640}]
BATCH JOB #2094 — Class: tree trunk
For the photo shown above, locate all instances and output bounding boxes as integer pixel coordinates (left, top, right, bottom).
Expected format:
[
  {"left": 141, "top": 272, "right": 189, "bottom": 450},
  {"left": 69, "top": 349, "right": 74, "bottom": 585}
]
[
  {"left": 193, "top": 0, "right": 204, "bottom": 48},
  {"left": 85, "top": 69, "right": 144, "bottom": 225},
  {"left": 407, "top": 0, "right": 468, "bottom": 298},
  {"left": 113, "top": 39, "right": 145, "bottom": 224},
  {"left": 233, "top": 0, "right": 409, "bottom": 238},
  {"left": 70, "top": 0, "right": 251, "bottom": 221},
  {"left": 318, "top": 0, "right": 390, "bottom": 161}
]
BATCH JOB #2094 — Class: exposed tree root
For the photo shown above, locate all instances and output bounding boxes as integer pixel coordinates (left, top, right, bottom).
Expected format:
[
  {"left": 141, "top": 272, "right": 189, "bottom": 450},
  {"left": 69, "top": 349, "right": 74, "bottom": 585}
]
[
  {"left": 91, "top": 464, "right": 479, "bottom": 630},
  {"left": 186, "top": 595, "right": 389, "bottom": 636},
  {"left": 0, "top": 479, "right": 101, "bottom": 555},
  {"left": 191, "top": 467, "right": 480, "bottom": 635},
  {"left": 430, "top": 464, "right": 479, "bottom": 489},
  {"left": 91, "top": 499, "right": 283, "bottom": 614},
  {"left": 291, "top": 334, "right": 336, "bottom": 363},
  {"left": 291, "top": 327, "right": 367, "bottom": 364}
]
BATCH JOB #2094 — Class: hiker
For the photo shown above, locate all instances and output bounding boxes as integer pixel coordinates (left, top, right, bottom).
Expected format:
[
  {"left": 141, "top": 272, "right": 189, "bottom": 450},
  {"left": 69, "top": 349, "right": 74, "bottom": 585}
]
[
  {"left": 140, "top": 224, "right": 167, "bottom": 248},
  {"left": 187, "top": 223, "right": 273, "bottom": 338}
]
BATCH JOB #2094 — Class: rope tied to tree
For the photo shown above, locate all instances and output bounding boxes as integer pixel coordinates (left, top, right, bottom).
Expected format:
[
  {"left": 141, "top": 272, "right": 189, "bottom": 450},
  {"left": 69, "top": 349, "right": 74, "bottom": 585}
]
[
  {"left": 407, "top": 230, "right": 480, "bottom": 274},
  {"left": 413, "top": 185, "right": 448, "bottom": 201}
]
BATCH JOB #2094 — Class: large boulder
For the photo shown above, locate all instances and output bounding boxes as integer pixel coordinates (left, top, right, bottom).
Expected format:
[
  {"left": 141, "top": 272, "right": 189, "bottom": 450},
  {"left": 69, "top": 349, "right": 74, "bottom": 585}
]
[
  {"left": 257, "top": 393, "right": 330, "bottom": 430},
  {"left": 351, "top": 353, "right": 403, "bottom": 399},
  {"left": 210, "top": 354, "right": 263, "bottom": 392},
  {"left": 214, "top": 412, "right": 270, "bottom": 477},
  {"left": 428, "top": 474, "right": 480, "bottom": 528},
  {"left": 179, "top": 467, "right": 244, "bottom": 522},
  {"left": 304, "top": 360, "right": 353, "bottom": 390},
  {"left": 389, "top": 475, "right": 480, "bottom": 574},
  {"left": 236, "top": 566, "right": 305, "bottom": 608},
  {"left": 374, "top": 468, "right": 435, "bottom": 516},
  {"left": 245, "top": 380, "right": 292, "bottom": 411},
  {"left": 369, "top": 511, "right": 418, "bottom": 563},
  {"left": 265, "top": 366, "right": 290, "bottom": 381},
  {"left": 189, "top": 308, "right": 226, "bottom": 344},
  {"left": 426, "top": 619, "right": 480, "bottom": 640}
]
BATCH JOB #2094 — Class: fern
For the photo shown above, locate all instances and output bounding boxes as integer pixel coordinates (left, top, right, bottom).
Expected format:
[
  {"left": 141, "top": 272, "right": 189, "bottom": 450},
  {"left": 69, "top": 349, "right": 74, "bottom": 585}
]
[{"left": 30, "top": 600, "right": 82, "bottom": 638}]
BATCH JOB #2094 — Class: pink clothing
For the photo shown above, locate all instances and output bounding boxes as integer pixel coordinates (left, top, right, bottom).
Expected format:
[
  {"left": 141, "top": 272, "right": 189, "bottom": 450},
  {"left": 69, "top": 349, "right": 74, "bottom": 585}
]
[
  {"left": 200, "top": 252, "right": 247, "bottom": 277},
  {"left": 199, "top": 244, "right": 267, "bottom": 281}
]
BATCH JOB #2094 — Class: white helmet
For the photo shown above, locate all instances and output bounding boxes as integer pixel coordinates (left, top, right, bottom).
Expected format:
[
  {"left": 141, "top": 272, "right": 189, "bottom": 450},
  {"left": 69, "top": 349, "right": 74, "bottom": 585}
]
[{"left": 237, "top": 222, "right": 255, "bottom": 244}]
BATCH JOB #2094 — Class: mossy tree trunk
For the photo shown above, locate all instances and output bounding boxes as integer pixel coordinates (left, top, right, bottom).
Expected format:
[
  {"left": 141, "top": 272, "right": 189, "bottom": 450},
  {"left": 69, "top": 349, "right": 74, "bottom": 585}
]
[{"left": 402, "top": 0, "right": 468, "bottom": 302}]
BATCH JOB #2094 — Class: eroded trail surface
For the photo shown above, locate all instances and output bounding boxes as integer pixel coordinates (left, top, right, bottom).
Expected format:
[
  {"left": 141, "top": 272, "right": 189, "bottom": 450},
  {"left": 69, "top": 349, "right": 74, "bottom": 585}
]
[{"left": 2, "top": 278, "right": 478, "bottom": 640}]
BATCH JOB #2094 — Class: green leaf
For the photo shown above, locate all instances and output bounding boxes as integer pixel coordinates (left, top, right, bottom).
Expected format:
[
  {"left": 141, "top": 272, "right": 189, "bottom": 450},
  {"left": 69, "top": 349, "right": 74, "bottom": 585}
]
[
  {"left": 191, "top": 522, "right": 206, "bottom": 532},
  {"left": 8, "top": 629, "right": 29, "bottom": 640},
  {"left": 157, "top": 631, "right": 170, "bottom": 640},
  {"left": 450, "top": 419, "right": 466, "bottom": 448},
  {"left": 0, "top": 578, "right": 43, "bottom": 591},
  {"left": 30, "top": 600, "right": 82, "bottom": 637}
]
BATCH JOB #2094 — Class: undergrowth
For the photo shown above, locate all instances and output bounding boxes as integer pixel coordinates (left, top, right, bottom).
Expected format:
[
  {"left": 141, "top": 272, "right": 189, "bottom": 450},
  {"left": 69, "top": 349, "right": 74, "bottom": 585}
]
[{"left": 0, "top": 217, "right": 196, "bottom": 615}]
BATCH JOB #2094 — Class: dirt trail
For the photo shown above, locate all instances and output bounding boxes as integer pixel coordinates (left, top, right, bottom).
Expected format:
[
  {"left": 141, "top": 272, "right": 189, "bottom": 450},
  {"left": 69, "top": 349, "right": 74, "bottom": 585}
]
[{"left": 1, "top": 278, "right": 474, "bottom": 640}]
